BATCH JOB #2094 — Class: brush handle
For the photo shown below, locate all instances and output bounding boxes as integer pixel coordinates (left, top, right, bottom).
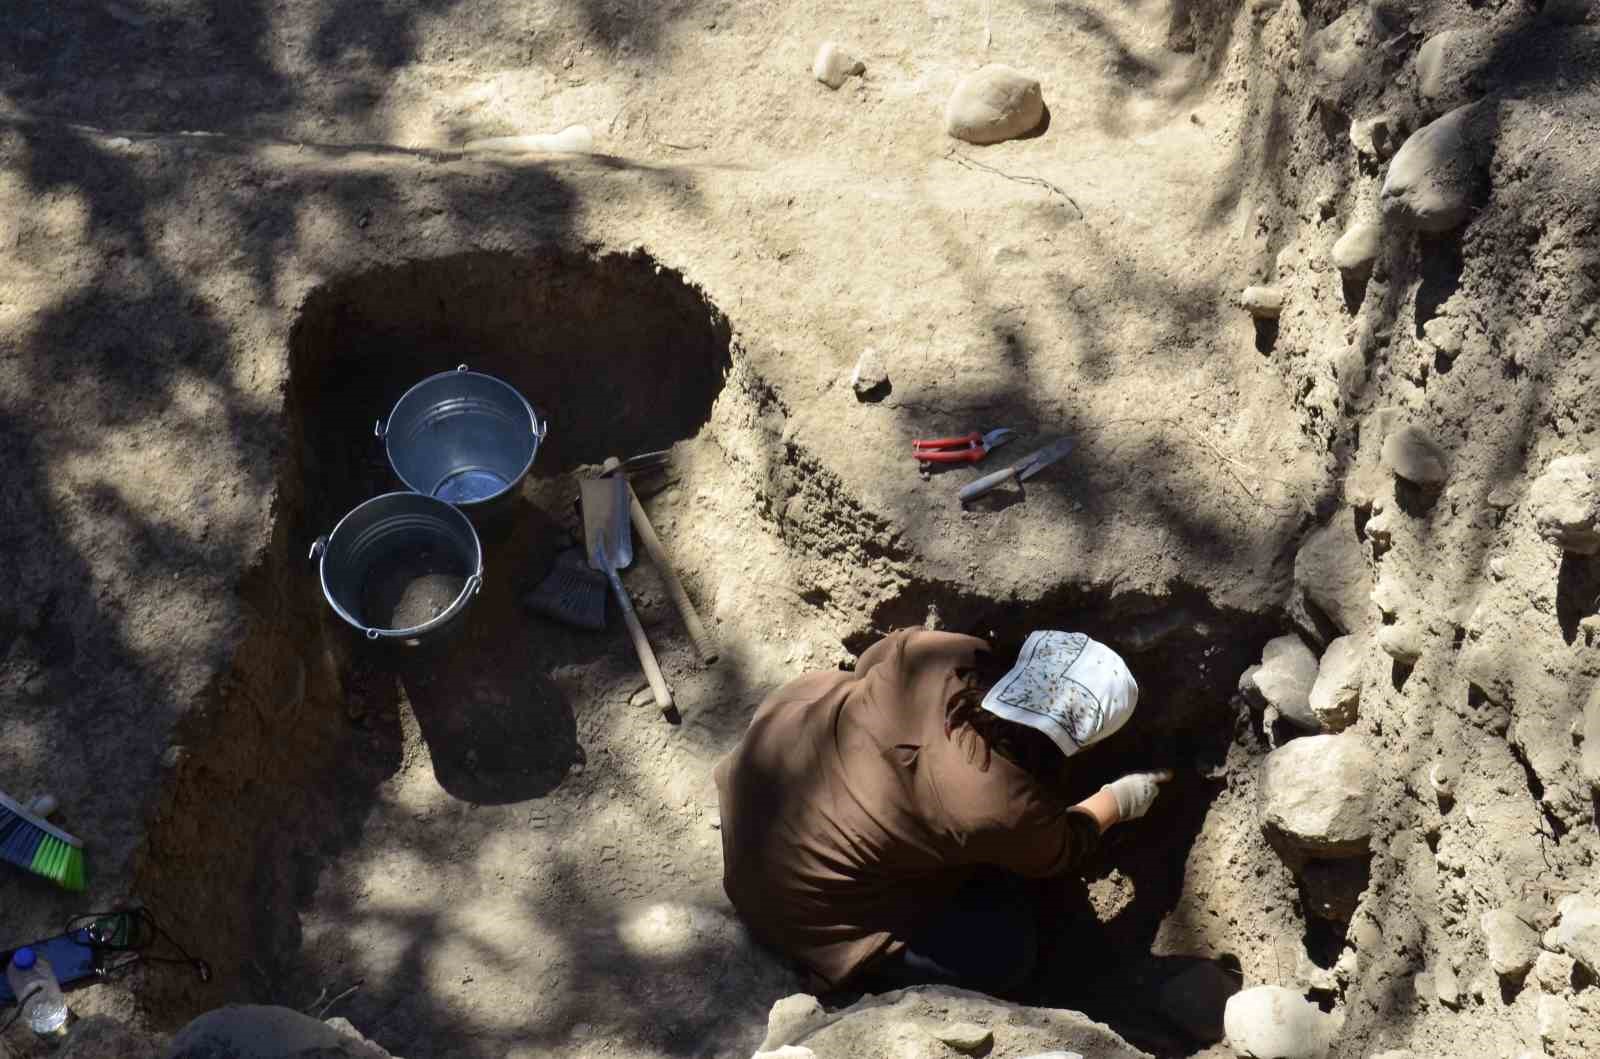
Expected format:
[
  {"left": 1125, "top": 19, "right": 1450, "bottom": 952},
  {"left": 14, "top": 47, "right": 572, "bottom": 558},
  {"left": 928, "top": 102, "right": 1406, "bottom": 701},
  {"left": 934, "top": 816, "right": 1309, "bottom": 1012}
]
[
  {"left": 0, "top": 789, "right": 82, "bottom": 848},
  {"left": 597, "top": 548, "right": 674, "bottom": 714},
  {"left": 604, "top": 457, "right": 718, "bottom": 665}
]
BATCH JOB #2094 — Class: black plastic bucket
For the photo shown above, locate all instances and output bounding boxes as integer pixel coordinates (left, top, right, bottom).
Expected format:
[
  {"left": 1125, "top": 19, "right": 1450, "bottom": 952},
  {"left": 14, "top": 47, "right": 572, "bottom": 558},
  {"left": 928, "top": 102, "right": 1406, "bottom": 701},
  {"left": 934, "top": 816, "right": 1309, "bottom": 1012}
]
[
  {"left": 311, "top": 492, "right": 484, "bottom": 645},
  {"left": 377, "top": 365, "right": 546, "bottom": 509}
]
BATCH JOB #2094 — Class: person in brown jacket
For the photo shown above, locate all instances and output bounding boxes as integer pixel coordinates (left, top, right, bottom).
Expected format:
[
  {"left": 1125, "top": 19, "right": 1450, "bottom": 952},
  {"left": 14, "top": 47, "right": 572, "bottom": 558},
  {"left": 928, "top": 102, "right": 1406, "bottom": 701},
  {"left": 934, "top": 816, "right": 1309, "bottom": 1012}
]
[{"left": 714, "top": 628, "right": 1171, "bottom": 994}]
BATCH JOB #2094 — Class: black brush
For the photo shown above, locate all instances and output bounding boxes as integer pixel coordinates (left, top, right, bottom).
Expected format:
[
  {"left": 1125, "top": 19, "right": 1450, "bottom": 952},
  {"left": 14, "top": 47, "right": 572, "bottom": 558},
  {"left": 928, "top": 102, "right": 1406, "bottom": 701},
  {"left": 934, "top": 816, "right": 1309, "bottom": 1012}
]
[{"left": 525, "top": 548, "right": 607, "bottom": 630}]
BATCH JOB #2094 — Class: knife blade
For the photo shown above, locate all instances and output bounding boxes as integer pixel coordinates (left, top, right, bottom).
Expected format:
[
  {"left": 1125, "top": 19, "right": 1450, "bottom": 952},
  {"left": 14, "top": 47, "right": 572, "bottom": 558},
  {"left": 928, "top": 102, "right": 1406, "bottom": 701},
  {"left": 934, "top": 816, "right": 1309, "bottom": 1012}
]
[{"left": 957, "top": 437, "right": 1074, "bottom": 504}]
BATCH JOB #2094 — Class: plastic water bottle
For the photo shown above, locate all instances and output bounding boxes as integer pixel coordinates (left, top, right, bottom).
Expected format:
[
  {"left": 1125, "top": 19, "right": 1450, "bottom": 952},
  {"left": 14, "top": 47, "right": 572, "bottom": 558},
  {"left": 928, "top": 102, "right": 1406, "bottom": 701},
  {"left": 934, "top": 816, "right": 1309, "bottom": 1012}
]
[{"left": 7, "top": 946, "right": 69, "bottom": 1039}]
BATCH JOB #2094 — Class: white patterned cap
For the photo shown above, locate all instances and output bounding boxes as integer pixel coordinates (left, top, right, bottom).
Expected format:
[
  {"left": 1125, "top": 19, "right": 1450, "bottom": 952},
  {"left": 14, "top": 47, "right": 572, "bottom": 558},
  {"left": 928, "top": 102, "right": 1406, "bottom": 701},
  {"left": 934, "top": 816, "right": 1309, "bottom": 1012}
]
[{"left": 978, "top": 631, "right": 1139, "bottom": 759}]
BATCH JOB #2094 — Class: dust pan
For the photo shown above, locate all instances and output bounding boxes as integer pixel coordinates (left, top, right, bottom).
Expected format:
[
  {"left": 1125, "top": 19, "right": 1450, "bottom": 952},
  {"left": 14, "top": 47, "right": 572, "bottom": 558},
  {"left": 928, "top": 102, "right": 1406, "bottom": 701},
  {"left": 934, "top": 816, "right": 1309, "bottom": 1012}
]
[{"left": 525, "top": 549, "right": 606, "bottom": 631}]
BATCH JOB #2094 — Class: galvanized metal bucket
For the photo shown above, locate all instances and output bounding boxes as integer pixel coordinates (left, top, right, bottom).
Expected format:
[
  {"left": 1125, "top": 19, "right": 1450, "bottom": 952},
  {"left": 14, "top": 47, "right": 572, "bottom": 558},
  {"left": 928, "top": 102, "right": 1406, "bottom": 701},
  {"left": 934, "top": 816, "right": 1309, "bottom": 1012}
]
[
  {"left": 310, "top": 492, "right": 485, "bottom": 645},
  {"left": 377, "top": 365, "right": 547, "bottom": 508}
]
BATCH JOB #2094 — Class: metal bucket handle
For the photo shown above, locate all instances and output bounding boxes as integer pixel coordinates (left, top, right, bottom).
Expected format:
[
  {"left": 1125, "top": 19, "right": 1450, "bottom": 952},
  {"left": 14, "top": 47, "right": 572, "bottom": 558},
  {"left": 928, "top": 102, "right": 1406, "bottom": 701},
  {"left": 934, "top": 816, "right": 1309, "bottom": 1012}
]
[
  {"left": 375, "top": 364, "right": 547, "bottom": 442},
  {"left": 308, "top": 533, "right": 484, "bottom": 641}
]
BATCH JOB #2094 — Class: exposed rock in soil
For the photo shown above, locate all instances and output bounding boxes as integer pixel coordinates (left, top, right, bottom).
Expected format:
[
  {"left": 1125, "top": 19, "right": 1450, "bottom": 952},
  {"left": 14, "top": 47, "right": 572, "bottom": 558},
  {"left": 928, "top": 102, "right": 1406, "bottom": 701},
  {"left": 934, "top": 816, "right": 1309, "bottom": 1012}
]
[
  {"left": 61, "top": 1016, "right": 163, "bottom": 1059},
  {"left": 944, "top": 65, "right": 1045, "bottom": 144},
  {"left": 850, "top": 347, "right": 890, "bottom": 401},
  {"left": 1223, "top": 985, "right": 1330, "bottom": 1059},
  {"left": 1308, "top": 634, "right": 1362, "bottom": 731},
  {"left": 1547, "top": 893, "right": 1600, "bottom": 977},
  {"left": 1252, "top": 634, "right": 1320, "bottom": 729},
  {"left": 1481, "top": 907, "right": 1540, "bottom": 980},
  {"left": 1240, "top": 285, "right": 1284, "bottom": 319},
  {"left": 1380, "top": 425, "right": 1448, "bottom": 485},
  {"left": 813, "top": 42, "right": 864, "bottom": 90},
  {"left": 763, "top": 986, "right": 1144, "bottom": 1058},
  {"left": 1331, "top": 221, "right": 1381, "bottom": 275},
  {"left": 1528, "top": 452, "right": 1600, "bottom": 555},
  {"left": 1380, "top": 103, "right": 1489, "bottom": 233},
  {"left": 1292, "top": 508, "right": 1370, "bottom": 636},
  {"left": 1261, "top": 733, "right": 1375, "bottom": 858}
]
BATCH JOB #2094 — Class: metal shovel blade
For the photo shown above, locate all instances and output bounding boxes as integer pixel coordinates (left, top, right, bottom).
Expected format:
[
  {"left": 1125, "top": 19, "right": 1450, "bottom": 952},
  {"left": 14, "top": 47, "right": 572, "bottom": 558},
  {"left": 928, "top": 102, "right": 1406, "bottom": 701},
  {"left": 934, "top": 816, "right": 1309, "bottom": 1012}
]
[
  {"left": 581, "top": 477, "right": 633, "bottom": 570},
  {"left": 1014, "top": 437, "right": 1074, "bottom": 482}
]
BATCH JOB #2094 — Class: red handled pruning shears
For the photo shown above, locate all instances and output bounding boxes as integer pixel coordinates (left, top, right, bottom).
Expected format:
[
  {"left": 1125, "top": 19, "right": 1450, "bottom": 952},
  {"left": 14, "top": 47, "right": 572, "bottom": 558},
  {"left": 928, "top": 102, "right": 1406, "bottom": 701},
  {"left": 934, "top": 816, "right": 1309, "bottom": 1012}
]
[{"left": 912, "top": 428, "right": 1015, "bottom": 463}]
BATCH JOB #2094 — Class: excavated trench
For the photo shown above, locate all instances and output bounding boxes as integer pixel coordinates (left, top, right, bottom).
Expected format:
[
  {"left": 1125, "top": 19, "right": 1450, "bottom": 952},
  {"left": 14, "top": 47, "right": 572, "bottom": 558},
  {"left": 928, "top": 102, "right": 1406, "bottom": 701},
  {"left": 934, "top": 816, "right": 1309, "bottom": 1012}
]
[{"left": 138, "top": 248, "right": 1295, "bottom": 1057}]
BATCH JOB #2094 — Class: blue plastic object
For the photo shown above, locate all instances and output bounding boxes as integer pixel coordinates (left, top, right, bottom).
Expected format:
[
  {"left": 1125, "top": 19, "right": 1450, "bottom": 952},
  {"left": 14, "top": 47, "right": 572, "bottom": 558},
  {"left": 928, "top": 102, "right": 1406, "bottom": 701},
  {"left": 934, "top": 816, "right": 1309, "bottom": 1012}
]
[{"left": 11, "top": 947, "right": 35, "bottom": 970}]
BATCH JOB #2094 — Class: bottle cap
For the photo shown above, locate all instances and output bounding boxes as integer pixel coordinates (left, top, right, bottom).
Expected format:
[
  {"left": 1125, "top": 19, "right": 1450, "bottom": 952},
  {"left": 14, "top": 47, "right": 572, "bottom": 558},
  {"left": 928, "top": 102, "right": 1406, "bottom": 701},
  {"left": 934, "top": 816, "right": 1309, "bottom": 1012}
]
[{"left": 12, "top": 947, "right": 36, "bottom": 970}]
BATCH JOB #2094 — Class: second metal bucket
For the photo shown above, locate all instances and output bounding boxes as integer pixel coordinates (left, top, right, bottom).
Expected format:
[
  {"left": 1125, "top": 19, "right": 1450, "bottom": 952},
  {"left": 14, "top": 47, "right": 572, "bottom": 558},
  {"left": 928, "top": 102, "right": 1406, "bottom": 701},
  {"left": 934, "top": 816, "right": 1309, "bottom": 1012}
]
[
  {"left": 378, "top": 365, "right": 546, "bottom": 509},
  {"left": 311, "top": 492, "right": 484, "bottom": 646}
]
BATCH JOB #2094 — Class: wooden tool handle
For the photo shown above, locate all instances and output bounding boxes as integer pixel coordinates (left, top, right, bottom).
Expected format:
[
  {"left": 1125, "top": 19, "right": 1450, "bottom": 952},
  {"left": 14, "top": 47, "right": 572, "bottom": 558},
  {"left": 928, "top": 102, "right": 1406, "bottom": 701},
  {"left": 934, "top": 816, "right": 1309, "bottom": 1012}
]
[
  {"left": 604, "top": 565, "right": 674, "bottom": 713},
  {"left": 604, "top": 457, "right": 719, "bottom": 664},
  {"left": 957, "top": 465, "right": 1019, "bottom": 504}
]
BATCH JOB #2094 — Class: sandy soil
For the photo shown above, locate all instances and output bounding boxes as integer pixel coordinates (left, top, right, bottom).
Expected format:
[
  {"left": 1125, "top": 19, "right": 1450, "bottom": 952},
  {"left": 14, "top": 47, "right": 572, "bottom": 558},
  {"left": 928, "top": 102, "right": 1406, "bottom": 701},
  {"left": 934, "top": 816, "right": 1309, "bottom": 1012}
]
[{"left": 2, "top": 0, "right": 1600, "bottom": 1056}]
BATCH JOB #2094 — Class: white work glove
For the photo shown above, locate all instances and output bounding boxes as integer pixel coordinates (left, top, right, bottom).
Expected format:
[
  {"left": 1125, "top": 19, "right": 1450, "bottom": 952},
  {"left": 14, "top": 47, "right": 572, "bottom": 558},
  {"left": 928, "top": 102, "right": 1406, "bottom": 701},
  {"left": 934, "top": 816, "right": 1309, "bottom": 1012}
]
[{"left": 1101, "top": 770, "right": 1173, "bottom": 822}]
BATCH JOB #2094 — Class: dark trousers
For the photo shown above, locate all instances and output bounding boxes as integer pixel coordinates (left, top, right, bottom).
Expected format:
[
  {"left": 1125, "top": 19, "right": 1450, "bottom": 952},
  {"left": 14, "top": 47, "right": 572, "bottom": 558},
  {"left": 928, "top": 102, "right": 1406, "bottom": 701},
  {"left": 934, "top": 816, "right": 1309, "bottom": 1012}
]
[{"left": 859, "top": 870, "right": 1039, "bottom": 995}]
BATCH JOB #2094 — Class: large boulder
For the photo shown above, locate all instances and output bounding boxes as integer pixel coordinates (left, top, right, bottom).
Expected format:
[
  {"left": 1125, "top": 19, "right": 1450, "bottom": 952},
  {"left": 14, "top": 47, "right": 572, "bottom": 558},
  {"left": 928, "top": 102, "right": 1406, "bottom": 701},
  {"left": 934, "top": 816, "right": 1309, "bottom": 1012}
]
[
  {"left": 1529, "top": 453, "right": 1600, "bottom": 555},
  {"left": 1381, "top": 104, "right": 1489, "bottom": 233},
  {"left": 1223, "top": 986, "right": 1330, "bottom": 1059},
  {"left": 1293, "top": 509, "right": 1370, "bottom": 634},
  {"left": 945, "top": 65, "right": 1045, "bottom": 144},
  {"left": 1261, "top": 733, "right": 1376, "bottom": 858}
]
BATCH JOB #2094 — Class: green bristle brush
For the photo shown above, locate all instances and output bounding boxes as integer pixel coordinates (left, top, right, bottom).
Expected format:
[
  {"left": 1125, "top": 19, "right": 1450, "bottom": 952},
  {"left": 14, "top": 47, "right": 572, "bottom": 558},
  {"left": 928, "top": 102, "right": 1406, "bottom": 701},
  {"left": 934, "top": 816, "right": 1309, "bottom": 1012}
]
[{"left": 0, "top": 789, "right": 86, "bottom": 891}]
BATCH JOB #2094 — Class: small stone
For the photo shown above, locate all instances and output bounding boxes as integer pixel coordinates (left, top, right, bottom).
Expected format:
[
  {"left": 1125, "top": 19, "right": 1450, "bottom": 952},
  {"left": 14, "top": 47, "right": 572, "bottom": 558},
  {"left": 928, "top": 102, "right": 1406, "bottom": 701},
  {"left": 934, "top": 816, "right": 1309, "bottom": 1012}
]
[
  {"left": 1528, "top": 453, "right": 1600, "bottom": 555},
  {"left": 1381, "top": 425, "right": 1448, "bottom": 485},
  {"left": 1434, "top": 962, "right": 1461, "bottom": 1008},
  {"left": 1223, "top": 986, "right": 1330, "bottom": 1059},
  {"left": 1370, "top": 1052, "right": 1414, "bottom": 1059},
  {"left": 1414, "top": 31, "right": 1464, "bottom": 103},
  {"left": 1256, "top": 634, "right": 1320, "bottom": 729},
  {"left": 812, "top": 41, "right": 864, "bottom": 90},
  {"left": 1581, "top": 689, "right": 1600, "bottom": 788},
  {"left": 1537, "top": 994, "right": 1568, "bottom": 1043},
  {"left": 1376, "top": 621, "right": 1424, "bottom": 664},
  {"left": 1481, "top": 908, "right": 1539, "bottom": 979},
  {"left": 1241, "top": 285, "right": 1285, "bottom": 318},
  {"left": 1428, "top": 761, "right": 1455, "bottom": 800},
  {"left": 464, "top": 125, "right": 595, "bottom": 154},
  {"left": 929, "top": 1022, "right": 992, "bottom": 1052},
  {"left": 850, "top": 347, "right": 890, "bottom": 401},
  {"left": 1331, "top": 221, "right": 1381, "bottom": 274},
  {"left": 754, "top": 1049, "right": 817, "bottom": 1059},
  {"left": 1350, "top": 115, "right": 1402, "bottom": 160},
  {"left": 760, "top": 995, "right": 825, "bottom": 1052},
  {"left": 1550, "top": 893, "right": 1600, "bottom": 976},
  {"left": 945, "top": 64, "right": 1045, "bottom": 145},
  {"left": 161, "top": 745, "right": 188, "bottom": 769},
  {"left": 1239, "top": 663, "right": 1267, "bottom": 707},
  {"left": 1261, "top": 733, "right": 1376, "bottom": 858},
  {"left": 1381, "top": 103, "right": 1488, "bottom": 233},
  {"left": 1308, "top": 634, "right": 1362, "bottom": 732},
  {"left": 1534, "top": 950, "right": 1576, "bottom": 993}
]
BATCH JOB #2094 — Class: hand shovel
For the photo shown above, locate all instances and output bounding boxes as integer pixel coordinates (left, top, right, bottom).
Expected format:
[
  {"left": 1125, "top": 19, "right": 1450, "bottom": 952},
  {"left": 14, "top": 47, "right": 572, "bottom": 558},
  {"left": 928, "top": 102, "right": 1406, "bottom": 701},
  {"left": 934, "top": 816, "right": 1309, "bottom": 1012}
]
[
  {"left": 957, "top": 437, "right": 1074, "bottom": 504},
  {"left": 582, "top": 478, "right": 673, "bottom": 714}
]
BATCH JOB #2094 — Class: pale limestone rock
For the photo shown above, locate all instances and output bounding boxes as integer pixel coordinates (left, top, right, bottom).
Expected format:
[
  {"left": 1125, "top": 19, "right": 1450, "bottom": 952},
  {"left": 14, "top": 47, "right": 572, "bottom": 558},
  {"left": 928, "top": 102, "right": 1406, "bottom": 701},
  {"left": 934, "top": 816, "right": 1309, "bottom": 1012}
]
[
  {"left": 1377, "top": 621, "right": 1424, "bottom": 664},
  {"left": 1261, "top": 733, "right": 1376, "bottom": 857},
  {"left": 1480, "top": 907, "right": 1539, "bottom": 979},
  {"left": 1550, "top": 893, "right": 1600, "bottom": 976},
  {"left": 1241, "top": 285, "right": 1285, "bottom": 318},
  {"left": 813, "top": 42, "right": 864, "bottom": 89},
  {"left": 1256, "top": 634, "right": 1320, "bottom": 729},
  {"left": 1534, "top": 950, "right": 1576, "bottom": 993},
  {"left": 945, "top": 65, "right": 1044, "bottom": 144},
  {"left": 761, "top": 994, "right": 825, "bottom": 1052},
  {"left": 1308, "top": 634, "right": 1362, "bottom": 731},
  {"left": 1331, "top": 221, "right": 1382, "bottom": 274},
  {"left": 1223, "top": 986, "right": 1330, "bottom": 1059},
  {"left": 1529, "top": 453, "right": 1600, "bottom": 555},
  {"left": 850, "top": 347, "right": 890, "bottom": 400}
]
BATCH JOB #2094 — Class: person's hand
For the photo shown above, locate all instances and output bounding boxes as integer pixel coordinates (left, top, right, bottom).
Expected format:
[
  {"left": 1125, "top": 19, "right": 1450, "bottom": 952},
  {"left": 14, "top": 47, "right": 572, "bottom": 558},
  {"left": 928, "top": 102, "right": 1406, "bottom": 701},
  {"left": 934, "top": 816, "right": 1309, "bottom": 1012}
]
[{"left": 1100, "top": 770, "right": 1174, "bottom": 823}]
